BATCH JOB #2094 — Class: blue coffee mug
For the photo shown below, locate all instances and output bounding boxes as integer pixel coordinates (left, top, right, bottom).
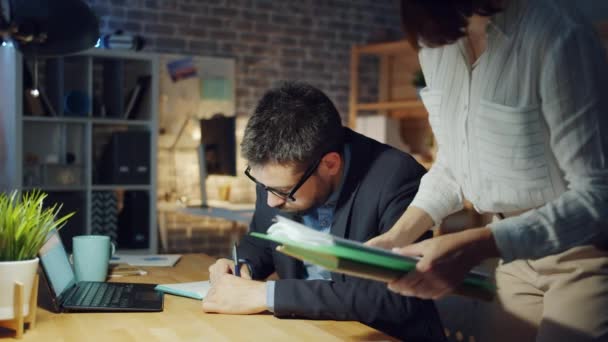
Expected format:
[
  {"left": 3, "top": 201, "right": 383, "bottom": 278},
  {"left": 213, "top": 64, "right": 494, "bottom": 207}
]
[{"left": 72, "top": 235, "right": 115, "bottom": 282}]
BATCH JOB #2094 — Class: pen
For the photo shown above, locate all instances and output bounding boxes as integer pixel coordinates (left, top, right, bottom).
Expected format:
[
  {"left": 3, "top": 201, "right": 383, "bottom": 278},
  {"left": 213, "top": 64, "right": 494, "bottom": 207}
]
[
  {"left": 232, "top": 243, "right": 241, "bottom": 277},
  {"left": 144, "top": 256, "right": 168, "bottom": 261}
]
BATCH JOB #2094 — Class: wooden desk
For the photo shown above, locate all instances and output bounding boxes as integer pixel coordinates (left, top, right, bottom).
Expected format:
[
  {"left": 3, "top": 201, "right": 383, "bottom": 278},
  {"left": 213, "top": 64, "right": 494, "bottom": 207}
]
[{"left": 2, "top": 255, "right": 396, "bottom": 341}]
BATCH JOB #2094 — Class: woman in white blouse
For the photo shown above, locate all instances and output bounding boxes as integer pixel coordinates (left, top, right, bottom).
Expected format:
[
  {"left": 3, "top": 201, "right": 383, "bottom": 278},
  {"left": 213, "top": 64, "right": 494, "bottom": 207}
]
[{"left": 369, "top": 0, "right": 608, "bottom": 341}]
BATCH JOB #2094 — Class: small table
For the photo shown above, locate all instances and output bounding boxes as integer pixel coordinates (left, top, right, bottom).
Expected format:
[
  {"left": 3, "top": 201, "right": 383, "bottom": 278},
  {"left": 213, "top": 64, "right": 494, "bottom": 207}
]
[{"left": 4, "top": 254, "right": 396, "bottom": 341}]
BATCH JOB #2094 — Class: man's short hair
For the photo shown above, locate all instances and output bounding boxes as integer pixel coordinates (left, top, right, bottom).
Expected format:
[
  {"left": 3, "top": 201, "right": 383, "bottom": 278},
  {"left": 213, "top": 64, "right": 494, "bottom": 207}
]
[{"left": 241, "top": 81, "right": 344, "bottom": 171}]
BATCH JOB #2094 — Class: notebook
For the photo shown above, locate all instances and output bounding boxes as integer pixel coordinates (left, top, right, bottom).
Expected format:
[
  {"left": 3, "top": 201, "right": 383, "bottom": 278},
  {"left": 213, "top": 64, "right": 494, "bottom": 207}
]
[
  {"left": 38, "top": 230, "right": 164, "bottom": 312},
  {"left": 251, "top": 216, "right": 496, "bottom": 301},
  {"left": 155, "top": 281, "right": 211, "bottom": 300}
]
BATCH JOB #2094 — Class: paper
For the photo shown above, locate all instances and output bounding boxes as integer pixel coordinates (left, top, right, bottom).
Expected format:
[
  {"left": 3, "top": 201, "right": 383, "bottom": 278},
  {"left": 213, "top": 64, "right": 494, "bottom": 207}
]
[
  {"left": 267, "top": 216, "right": 335, "bottom": 246},
  {"left": 201, "top": 77, "right": 232, "bottom": 100},
  {"left": 155, "top": 281, "right": 211, "bottom": 300},
  {"left": 110, "top": 254, "right": 182, "bottom": 267},
  {"left": 166, "top": 57, "right": 197, "bottom": 82}
]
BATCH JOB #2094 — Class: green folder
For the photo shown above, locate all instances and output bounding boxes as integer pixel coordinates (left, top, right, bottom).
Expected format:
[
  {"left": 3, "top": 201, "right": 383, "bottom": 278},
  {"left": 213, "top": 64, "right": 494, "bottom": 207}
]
[{"left": 251, "top": 218, "right": 496, "bottom": 301}]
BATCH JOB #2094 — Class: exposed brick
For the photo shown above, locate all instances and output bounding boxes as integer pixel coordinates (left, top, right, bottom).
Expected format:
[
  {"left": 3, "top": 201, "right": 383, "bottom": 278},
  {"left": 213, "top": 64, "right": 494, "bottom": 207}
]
[
  {"left": 211, "top": 6, "right": 238, "bottom": 17},
  {"left": 107, "top": 20, "right": 142, "bottom": 32},
  {"left": 240, "top": 10, "right": 268, "bottom": 22},
  {"left": 271, "top": 14, "right": 291, "bottom": 26},
  {"left": 191, "top": 16, "right": 222, "bottom": 28},
  {"left": 178, "top": 26, "right": 207, "bottom": 38},
  {"left": 255, "top": 0, "right": 274, "bottom": 11},
  {"left": 161, "top": 13, "right": 191, "bottom": 25},
  {"left": 283, "top": 27, "right": 311, "bottom": 39},
  {"left": 280, "top": 59, "right": 299, "bottom": 69},
  {"left": 145, "top": 23, "right": 175, "bottom": 35},
  {"left": 254, "top": 22, "right": 280, "bottom": 35},
  {"left": 178, "top": 4, "right": 210, "bottom": 14},
  {"left": 281, "top": 47, "right": 306, "bottom": 59},
  {"left": 127, "top": 9, "right": 159, "bottom": 22},
  {"left": 145, "top": 0, "right": 177, "bottom": 10},
  {"left": 230, "top": 20, "right": 254, "bottom": 31},
  {"left": 270, "top": 35, "right": 296, "bottom": 47},
  {"left": 188, "top": 40, "right": 219, "bottom": 54},
  {"left": 208, "top": 29, "right": 238, "bottom": 41},
  {"left": 153, "top": 37, "right": 186, "bottom": 50},
  {"left": 239, "top": 33, "right": 269, "bottom": 44}
]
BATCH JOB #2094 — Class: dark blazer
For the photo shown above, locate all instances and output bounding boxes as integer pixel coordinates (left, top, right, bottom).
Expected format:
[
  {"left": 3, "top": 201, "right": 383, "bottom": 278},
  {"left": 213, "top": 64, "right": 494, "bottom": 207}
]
[{"left": 238, "top": 128, "right": 446, "bottom": 342}]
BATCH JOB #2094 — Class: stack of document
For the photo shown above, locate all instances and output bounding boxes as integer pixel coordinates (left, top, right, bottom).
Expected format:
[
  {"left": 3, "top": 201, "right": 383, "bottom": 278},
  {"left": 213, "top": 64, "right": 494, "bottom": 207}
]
[
  {"left": 110, "top": 254, "right": 182, "bottom": 267},
  {"left": 252, "top": 216, "right": 496, "bottom": 301}
]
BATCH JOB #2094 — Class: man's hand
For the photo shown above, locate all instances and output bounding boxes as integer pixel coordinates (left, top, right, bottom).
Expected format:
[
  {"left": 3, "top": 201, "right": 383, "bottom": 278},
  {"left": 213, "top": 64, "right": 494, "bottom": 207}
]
[
  {"left": 208, "top": 258, "right": 252, "bottom": 285},
  {"left": 202, "top": 274, "right": 267, "bottom": 314},
  {"left": 387, "top": 227, "right": 499, "bottom": 299}
]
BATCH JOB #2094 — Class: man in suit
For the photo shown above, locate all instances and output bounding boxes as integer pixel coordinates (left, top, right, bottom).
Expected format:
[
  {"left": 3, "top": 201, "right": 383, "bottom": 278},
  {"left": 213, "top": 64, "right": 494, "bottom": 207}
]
[{"left": 204, "top": 81, "right": 445, "bottom": 341}]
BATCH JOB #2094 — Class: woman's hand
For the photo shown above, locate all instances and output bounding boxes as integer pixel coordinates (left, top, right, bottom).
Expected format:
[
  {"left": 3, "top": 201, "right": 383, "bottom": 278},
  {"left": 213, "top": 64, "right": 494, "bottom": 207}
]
[
  {"left": 366, "top": 206, "right": 436, "bottom": 249},
  {"left": 388, "top": 227, "right": 499, "bottom": 299}
]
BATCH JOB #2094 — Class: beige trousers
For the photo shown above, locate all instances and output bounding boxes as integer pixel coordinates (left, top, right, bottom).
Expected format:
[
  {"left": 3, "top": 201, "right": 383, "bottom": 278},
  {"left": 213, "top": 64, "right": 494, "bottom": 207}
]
[{"left": 479, "top": 244, "right": 608, "bottom": 342}]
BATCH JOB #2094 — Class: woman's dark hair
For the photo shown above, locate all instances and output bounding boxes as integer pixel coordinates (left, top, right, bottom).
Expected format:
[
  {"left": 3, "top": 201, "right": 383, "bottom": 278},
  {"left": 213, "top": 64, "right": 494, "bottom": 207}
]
[
  {"left": 241, "top": 81, "right": 344, "bottom": 171},
  {"left": 401, "top": 0, "right": 503, "bottom": 49}
]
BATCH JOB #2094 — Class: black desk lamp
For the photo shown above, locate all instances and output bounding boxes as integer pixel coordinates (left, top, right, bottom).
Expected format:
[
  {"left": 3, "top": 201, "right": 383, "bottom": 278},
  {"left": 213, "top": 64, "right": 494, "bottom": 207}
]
[{"left": 0, "top": 0, "right": 99, "bottom": 56}]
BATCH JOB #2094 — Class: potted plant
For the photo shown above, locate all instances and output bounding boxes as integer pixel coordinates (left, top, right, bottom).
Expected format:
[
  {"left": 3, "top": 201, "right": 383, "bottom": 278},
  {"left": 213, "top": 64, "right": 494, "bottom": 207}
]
[{"left": 0, "top": 190, "right": 73, "bottom": 321}]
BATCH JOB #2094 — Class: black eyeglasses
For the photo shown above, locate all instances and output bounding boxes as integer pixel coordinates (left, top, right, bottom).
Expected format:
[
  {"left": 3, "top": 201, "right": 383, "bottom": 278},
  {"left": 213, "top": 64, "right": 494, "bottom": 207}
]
[{"left": 244, "top": 158, "right": 322, "bottom": 202}]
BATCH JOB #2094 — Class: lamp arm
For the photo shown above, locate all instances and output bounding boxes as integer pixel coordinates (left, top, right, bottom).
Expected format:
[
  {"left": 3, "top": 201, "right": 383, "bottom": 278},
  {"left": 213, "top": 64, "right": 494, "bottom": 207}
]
[{"left": 170, "top": 115, "right": 195, "bottom": 150}]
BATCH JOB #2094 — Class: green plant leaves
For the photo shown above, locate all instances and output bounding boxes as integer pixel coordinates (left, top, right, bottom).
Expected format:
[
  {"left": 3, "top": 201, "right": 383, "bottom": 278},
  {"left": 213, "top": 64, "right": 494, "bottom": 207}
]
[{"left": 0, "top": 190, "right": 74, "bottom": 261}]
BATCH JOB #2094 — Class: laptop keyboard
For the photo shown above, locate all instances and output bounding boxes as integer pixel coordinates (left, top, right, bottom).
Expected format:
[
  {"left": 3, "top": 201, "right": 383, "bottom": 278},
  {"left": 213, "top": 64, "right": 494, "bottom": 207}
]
[{"left": 65, "top": 282, "right": 133, "bottom": 308}]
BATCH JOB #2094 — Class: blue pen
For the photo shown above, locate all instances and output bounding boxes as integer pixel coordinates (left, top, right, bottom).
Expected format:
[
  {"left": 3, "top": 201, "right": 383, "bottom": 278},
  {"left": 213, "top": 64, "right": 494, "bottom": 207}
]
[
  {"left": 144, "top": 256, "right": 168, "bottom": 261},
  {"left": 232, "top": 243, "right": 241, "bottom": 277}
]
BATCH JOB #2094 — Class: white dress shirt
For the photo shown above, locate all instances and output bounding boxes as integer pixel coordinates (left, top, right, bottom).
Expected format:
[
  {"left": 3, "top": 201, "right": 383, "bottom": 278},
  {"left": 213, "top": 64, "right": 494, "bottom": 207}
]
[{"left": 410, "top": 0, "right": 608, "bottom": 262}]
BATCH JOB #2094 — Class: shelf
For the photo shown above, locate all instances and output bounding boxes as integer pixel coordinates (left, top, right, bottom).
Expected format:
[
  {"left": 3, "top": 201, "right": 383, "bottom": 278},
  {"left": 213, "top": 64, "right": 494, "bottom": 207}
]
[
  {"left": 23, "top": 116, "right": 152, "bottom": 126},
  {"left": 2, "top": 46, "right": 159, "bottom": 254},
  {"left": 23, "top": 186, "right": 86, "bottom": 192},
  {"left": 92, "top": 185, "right": 151, "bottom": 191},
  {"left": 356, "top": 100, "right": 424, "bottom": 111},
  {"left": 91, "top": 118, "right": 151, "bottom": 126},
  {"left": 23, "top": 116, "right": 90, "bottom": 124},
  {"left": 354, "top": 40, "right": 414, "bottom": 55}
]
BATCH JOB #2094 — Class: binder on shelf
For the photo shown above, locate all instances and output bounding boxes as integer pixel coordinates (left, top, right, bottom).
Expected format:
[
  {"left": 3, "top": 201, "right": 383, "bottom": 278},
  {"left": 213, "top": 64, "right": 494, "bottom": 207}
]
[
  {"left": 22, "top": 63, "right": 56, "bottom": 117},
  {"left": 45, "top": 58, "right": 65, "bottom": 116},
  {"left": 251, "top": 216, "right": 496, "bottom": 301},
  {"left": 23, "top": 91, "right": 45, "bottom": 116},
  {"left": 123, "top": 75, "right": 151, "bottom": 120},
  {"left": 103, "top": 59, "right": 124, "bottom": 118},
  {"left": 97, "top": 131, "right": 150, "bottom": 185},
  {"left": 38, "top": 89, "right": 58, "bottom": 117}
]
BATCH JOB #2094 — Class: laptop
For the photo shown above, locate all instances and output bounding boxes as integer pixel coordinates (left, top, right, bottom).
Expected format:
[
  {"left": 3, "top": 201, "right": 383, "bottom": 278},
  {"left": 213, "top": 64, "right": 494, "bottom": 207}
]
[{"left": 38, "top": 230, "right": 164, "bottom": 312}]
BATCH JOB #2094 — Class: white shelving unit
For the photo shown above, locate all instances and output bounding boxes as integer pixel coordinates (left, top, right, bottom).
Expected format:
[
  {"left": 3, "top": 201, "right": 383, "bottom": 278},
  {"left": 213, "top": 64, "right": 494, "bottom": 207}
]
[{"left": 0, "top": 45, "right": 159, "bottom": 253}]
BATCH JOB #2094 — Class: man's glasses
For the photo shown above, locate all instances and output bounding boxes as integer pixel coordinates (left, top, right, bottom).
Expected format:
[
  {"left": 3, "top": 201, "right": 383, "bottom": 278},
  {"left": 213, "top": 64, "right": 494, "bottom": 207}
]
[{"left": 244, "top": 158, "right": 322, "bottom": 202}]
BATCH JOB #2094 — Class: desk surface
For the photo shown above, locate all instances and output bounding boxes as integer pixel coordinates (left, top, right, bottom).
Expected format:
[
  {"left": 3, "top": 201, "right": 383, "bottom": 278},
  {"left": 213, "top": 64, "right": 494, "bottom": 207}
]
[{"left": 3, "top": 254, "right": 396, "bottom": 341}]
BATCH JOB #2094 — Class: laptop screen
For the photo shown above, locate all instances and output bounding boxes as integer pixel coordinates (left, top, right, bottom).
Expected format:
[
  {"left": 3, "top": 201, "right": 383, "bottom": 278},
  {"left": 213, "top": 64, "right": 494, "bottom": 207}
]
[{"left": 39, "top": 230, "right": 76, "bottom": 298}]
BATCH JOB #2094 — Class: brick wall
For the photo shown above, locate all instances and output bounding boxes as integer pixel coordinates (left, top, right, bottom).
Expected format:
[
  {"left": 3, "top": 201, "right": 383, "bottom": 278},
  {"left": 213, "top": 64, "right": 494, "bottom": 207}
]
[
  {"left": 87, "top": 0, "right": 403, "bottom": 257},
  {"left": 86, "top": 0, "right": 403, "bottom": 118}
]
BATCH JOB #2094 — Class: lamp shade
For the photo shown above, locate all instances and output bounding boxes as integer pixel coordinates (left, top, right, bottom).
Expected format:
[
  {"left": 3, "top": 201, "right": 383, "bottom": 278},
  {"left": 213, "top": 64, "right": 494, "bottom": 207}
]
[{"left": 9, "top": 0, "right": 100, "bottom": 56}]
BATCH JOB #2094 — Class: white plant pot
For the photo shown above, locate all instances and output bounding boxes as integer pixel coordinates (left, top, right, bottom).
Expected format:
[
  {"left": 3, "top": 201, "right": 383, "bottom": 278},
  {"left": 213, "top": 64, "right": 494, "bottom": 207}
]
[{"left": 0, "top": 258, "right": 39, "bottom": 320}]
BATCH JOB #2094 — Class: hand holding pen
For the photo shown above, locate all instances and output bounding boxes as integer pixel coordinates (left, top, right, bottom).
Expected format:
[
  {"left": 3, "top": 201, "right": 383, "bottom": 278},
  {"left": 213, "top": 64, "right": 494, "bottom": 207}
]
[
  {"left": 208, "top": 244, "right": 251, "bottom": 284},
  {"left": 232, "top": 243, "right": 241, "bottom": 277}
]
